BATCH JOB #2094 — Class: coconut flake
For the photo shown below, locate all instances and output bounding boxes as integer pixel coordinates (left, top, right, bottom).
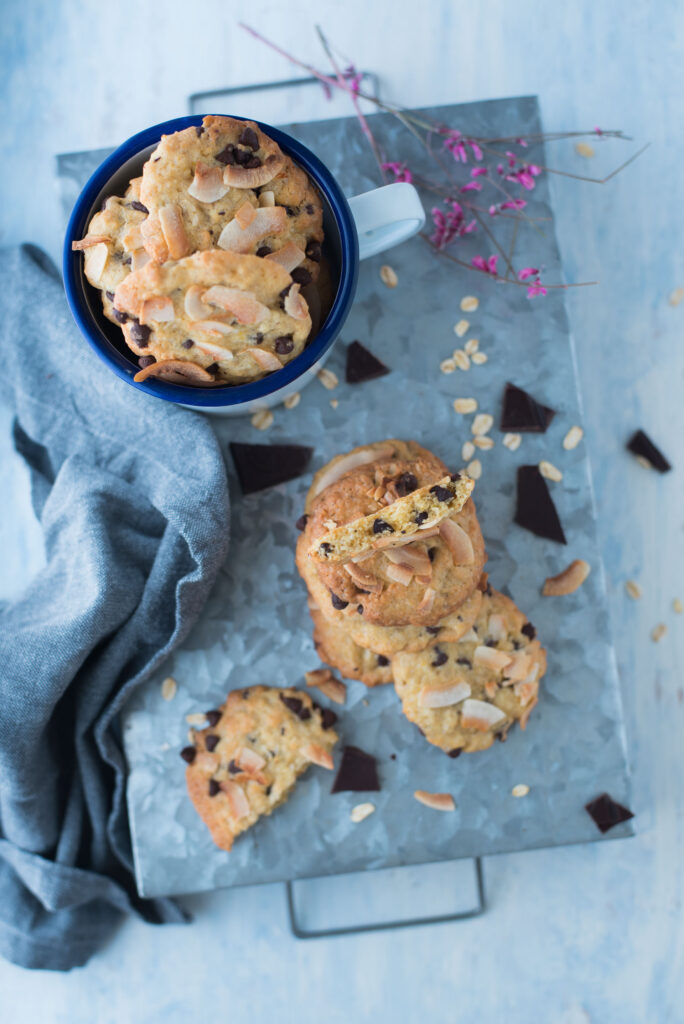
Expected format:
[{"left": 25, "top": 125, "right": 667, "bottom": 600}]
[
  {"left": 202, "top": 285, "right": 269, "bottom": 324},
  {"left": 301, "top": 743, "right": 334, "bottom": 770},
  {"left": 439, "top": 519, "right": 475, "bottom": 565},
  {"left": 385, "top": 562, "right": 414, "bottom": 586},
  {"left": 419, "top": 680, "right": 471, "bottom": 708},
  {"left": 223, "top": 781, "right": 250, "bottom": 820},
  {"left": 344, "top": 563, "right": 383, "bottom": 593},
  {"left": 188, "top": 162, "right": 230, "bottom": 203},
  {"left": 234, "top": 200, "right": 257, "bottom": 229},
  {"left": 460, "top": 698, "right": 506, "bottom": 730},
  {"left": 310, "top": 446, "right": 395, "bottom": 499},
  {"left": 414, "top": 790, "right": 455, "bottom": 812},
  {"left": 247, "top": 347, "right": 282, "bottom": 372},
  {"left": 83, "top": 242, "right": 109, "bottom": 280},
  {"left": 264, "top": 241, "right": 306, "bottom": 272},
  {"left": 139, "top": 296, "right": 175, "bottom": 324},
  {"left": 284, "top": 282, "right": 309, "bottom": 321},
  {"left": 158, "top": 204, "right": 191, "bottom": 259},
  {"left": 217, "top": 206, "right": 288, "bottom": 253},
  {"left": 184, "top": 284, "right": 213, "bottom": 320},
  {"left": 222, "top": 153, "right": 286, "bottom": 189},
  {"left": 473, "top": 646, "right": 513, "bottom": 671}
]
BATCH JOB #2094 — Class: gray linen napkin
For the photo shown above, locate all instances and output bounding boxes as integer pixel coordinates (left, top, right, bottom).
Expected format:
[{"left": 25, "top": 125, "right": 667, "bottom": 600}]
[{"left": 0, "top": 245, "right": 231, "bottom": 970}]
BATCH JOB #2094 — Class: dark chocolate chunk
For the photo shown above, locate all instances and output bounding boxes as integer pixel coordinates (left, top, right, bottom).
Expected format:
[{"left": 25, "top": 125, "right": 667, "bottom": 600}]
[
  {"left": 330, "top": 592, "right": 349, "bottom": 610},
  {"left": 233, "top": 147, "right": 251, "bottom": 166},
  {"left": 514, "top": 465, "right": 567, "bottom": 544},
  {"left": 345, "top": 340, "right": 391, "bottom": 385},
  {"left": 205, "top": 734, "right": 220, "bottom": 752},
  {"left": 331, "top": 745, "right": 380, "bottom": 793},
  {"left": 279, "top": 693, "right": 311, "bottom": 720},
  {"left": 130, "top": 322, "right": 151, "bottom": 346},
  {"left": 447, "top": 748, "right": 462, "bottom": 759},
  {"left": 229, "top": 442, "right": 313, "bottom": 494},
  {"left": 244, "top": 155, "right": 262, "bottom": 169},
  {"left": 284, "top": 206, "right": 294, "bottom": 216},
  {"left": 128, "top": 200, "right": 149, "bottom": 214},
  {"left": 501, "top": 382, "right": 556, "bottom": 432},
  {"left": 320, "top": 542, "right": 332, "bottom": 556},
  {"left": 414, "top": 511, "right": 429, "bottom": 525},
  {"left": 137, "top": 356, "right": 156, "bottom": 369},
  {"left": 305, "top": 239, "right": 321, "bottom": 262},
  {"left": 291, "top": 266, "right": 312, "bottom": 286},
  {"left": 228, "top": 759, "right": 241, "bottom": 774},
  {"left": 584, "top": 793, "right": 634, "bottom": 834},
  {"left": 395, "top": 472, "right": 418, "bottom": 496},
  {"left": 450, "top": 472, "right": 462, "bottom": 482},
  {"left": 627, "top": 429, "right": 672, "bottom": 472},
  {"left": 105, "top": 290, "right": 114, "bottom": 302},
  {"left": 430, "top": 484, "right": 452, "bottom": 502},
  {"left": 180, "top": 746, "right": 196, "bottom": 764},
  {"left": 255, "top": 246, "right": 272, "bottom": 257},
  {"left": 112, "top": 308, "right": 129, "bottom": 324},
  {"left": 182, "top": 338, "right": 194, "bottom": 349},
  {"left": 253, "top": 332, "right": 264, "bottom": 344},
  {"left": 305, "top": 204, "right": 315, "bottom": 215},
  {"left": 205, "top": 362, "right": 219, "bottom": 375},
  {"left": 208, "top": 779, "right": 220, "bottom": 797},
  {"left": 265, "top": 785, "right": 272, "bottom": 796},
  {"left": 432, "top": 648, "right": 448, "bottom": 667},
  {"left": 296, "top": 514, "right": 308, "bottom": 531},
  {"left": 320, "top": 708, "right": 337, "bottom": 730},
  {"left": 215, "top": 144, "right": 236, "bottom": 165},
  {"left": 390, "top": 753, "right": 397, "bottom": 760},
  {"left": 373, "top": 519, "right": 394, "bottom": 535},
  {"left": 122, "top": 256, "right": 132, "bottom": 266},
  {"left": 428, "top": 547, "right": 437, "bottom": 562},
  {"left": 205, "top": 709, "right": 222, "bottom": 727},
  {"left": 521, "top": 622, "right": 536, "bottom": 640},
  {"left": 377, "top": 655, "right": 390, "bottom": 666},
  {"left": 457, "top": 658, "right": 472, "bottom": 668},
  {"left": 426, "top": 626, "right": 440, "bottom": 635},
  {"left": 274, "top": 335, "right": 294, "bottom": 355},
  {"left": 239, "top": 126, "right": 259, "bottom": 150},
  {"left": 357, "top": 604, "right": 364, "bottom": 614},
  {"left": 195, "top": 125, "right": 204, "bottom": 137}
]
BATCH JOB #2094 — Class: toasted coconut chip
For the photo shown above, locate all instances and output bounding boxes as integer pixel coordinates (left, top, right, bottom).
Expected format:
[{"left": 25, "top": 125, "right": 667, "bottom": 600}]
[
  {"left": 236, "top": 747, "right": 266, "bottom": 773},
  {"left": 284, "top": 282, "right": 309, "bottom": 321},
  {"left": 305, "top": 669, "right": 347, "bottom": 705},
  {"left": 188, "top": 162, "right": 230, "bottom": 203},
  {"left": 247, "top": 347, "right": 282, "bottom": 372},
  {"left": 83, "top": 242, "right": 109, "bottom": 280},
  {"left": 234, "top": 199, "right": 257, "bottom": 229},
  {"left": 344, "top": 562, "right": 383, "bottom": 593},
  {"left": 459, "top": 628, "right": 479, "bottom": 643},
  {"left": 217, "top": 205, "right": 288, "bottom": 253},
  {"left": 72, "top": 235, "right": 111, "bottom": 250},
  {"left": 131, "top": 248, "right": 151, "bottom": 272},
  {"left": 543, "top": 559, "right": 591, "bottom": 596},
  {"left": 519, "top": 695, "right": 539, "bottom": 728},
  {"left": 222, "top": 153, "right": 286, "bottom": 189},
  {"left": 134, "top": 359, "right": 216, "bottom": 385},
  {"left": 514, "top": 679, "right": 539, "bottom": 708},
  {"left": 439, "top": 518, "right": 475, "bottom": 565},
  {"left": 350, "top": 802, "right": 376, "bottom": 823},
  {"left": 140, "top": 296, "right": 175, "bottom": 324},
  {"left": 418, "top": 586, "right": 436, "bottom": 613},
  {"left": 487, "top": 614, "right": 507, "bottom": 642},
  {"left": 121, "top": 224, "right": 144, "bottom": 252},
  {"left": 310, "top": 446, "right": 395, "bottom": 499},
  {"left": 184, "top": 284, "right": 213, "bottom": 320},
  {"left": 195, "top": 752, "right": 219, "bottom": 773},
  {"left": 159, "top": 204, "right": 191, "bottom": 259},
  {"left": 384, "top": 544, "right": 432, "bottom": 576},
  {"left": 502, "top": 652, "right": 533, "bottom": 684},
  {"left": 223, "top": 780, "right": 250, "bottom": 820},
  {"left": 414, "top": 790, "right": 455, "bottom": 812},
  {"left": 419, "top": 680, "right": 471, "bottom": 708},
  {"left": 264, "top": 241, "right": 306, "bottom": 272},
  {"left": 202, "top": 285, "right": 269, "bottom": 324},
  {"left": 385, "top": 562, "right": 414, "bottom": 587},
  {"left": 473, "top": 646, "right": 514, "bottom": 672},
  {"left": 258, "top": 190, "right": 275, "bottom": 207},
  {"left": 140, "top": 216, "right": 168, "bottom": 261},
  {"left": 460, "top": 698, "right": 506, "bottom": 731},
  {"left": 193, "top": 319, "right": 235, "bottom": 336},
  {"left": 301, "top": 742, "right": 334, "bottom": 770},
  {"left": 484, "top": 680, "right": 498, "bottom": 699},
  {"left": 192, "top": 339, "right": 233, "bottom": 362}
]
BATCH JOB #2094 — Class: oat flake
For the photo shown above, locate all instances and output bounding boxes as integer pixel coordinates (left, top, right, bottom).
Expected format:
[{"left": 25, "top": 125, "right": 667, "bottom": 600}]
[
  {"left": 471, "top": 351, "right": 488, "bottom": 364},
  {"left": 330, "top": 399, "right": 339, "bottom": 408},
  {"left": 472, "top": 413, "right": 494, "bottom": 436},
  {"left": 651, "top": 623, "right": 667, "bottom": 643},
  {"left": 440, "top": 358, "right": 457, "bottom": 374},
  {"left": 454, "top": 319, "right": 470, "bottom": 337},
  {"left": 503, "top": 433, "right": 521, "bottom": 451},
  {"left": 625, "top": 580, "right": 642, "bottom": 600},
  {"left": 474, "top": 436, "right": 494, "bottom": 450},
  {"left": 539, "top": 460, "right": 563, "bottom": 482},
  {"left": 380, "top": 265, "right": 398, "bottom": 288},
  {"left": 563, "top": 425, "right": 584, "bottom": 450},
  {"left": 464, "top": 337, "right": 479, "bottom": 355},
  {"left": 575, "top": 141, "right": 595, "bottom": 158},
  {"left": 673, "top": 598, "right": 683, "bottom": 614},
  {"left": 512, "top": 783, "right": 530, "bottom": 798},
  {"left": 161, "top": 677, "right": 177, "bottom": 701},
  {"left": 466, "top": 459, "right": 482, "bottom": 480},
  {"left": 453, "top": 398, "right": 478, "bottom": 414},
  {"left": 668, "top": 287, "right": 684, "bottom": 307},
  {"left": 453, "top": 349, "right": 470, "bottom": 371},
  {"left": 283, "top": 392, "right": 300, "bottom": 409},
  {"left": 462, "top": 440, "right": 475, "bottom": 460},
  {"left": 251, "top": 409, "right": 273, "bottom": 430},
  {"left": 460, "top": 295, "right": 479, "bottom": 312},
  {"left": 317, "top": 368, "right": 339, "bottom": 390}
]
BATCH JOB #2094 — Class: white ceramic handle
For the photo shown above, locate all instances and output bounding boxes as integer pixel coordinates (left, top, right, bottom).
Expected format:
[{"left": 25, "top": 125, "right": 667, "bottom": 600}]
[{"left": 348, "top": 182, "right": 425, "bottom": 260}]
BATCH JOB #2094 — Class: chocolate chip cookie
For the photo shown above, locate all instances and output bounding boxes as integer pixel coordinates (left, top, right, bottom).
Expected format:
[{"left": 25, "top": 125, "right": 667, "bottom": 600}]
[
  {"left": 310, "top": 605, "right": 394, "bottom": 687},
  {"left": 184, "top": 686, "right": 338, "bottom": 851}
]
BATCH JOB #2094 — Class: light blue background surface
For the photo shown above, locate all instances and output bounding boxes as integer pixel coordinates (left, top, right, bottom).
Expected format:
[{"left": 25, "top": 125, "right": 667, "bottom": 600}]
[{"left": 0, "top": 1, "right": 682, "bottom": 1021}]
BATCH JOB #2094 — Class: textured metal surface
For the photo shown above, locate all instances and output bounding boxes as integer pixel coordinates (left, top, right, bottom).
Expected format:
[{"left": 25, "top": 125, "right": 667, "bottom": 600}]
[{"left": 121, "top": 96, "right": 633, "bottom": 900}]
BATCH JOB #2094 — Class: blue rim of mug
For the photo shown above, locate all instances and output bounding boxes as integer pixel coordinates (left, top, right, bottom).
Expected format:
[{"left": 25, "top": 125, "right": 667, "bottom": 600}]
[{"left": 63, "top": 115, "right": 359, "bottom": 407}]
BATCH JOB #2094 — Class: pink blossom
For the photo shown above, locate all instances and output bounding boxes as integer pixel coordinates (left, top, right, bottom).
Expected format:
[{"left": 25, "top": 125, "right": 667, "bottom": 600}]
[
  {"left": 517, "top": 267, "right": 539, "bottom": 281},
  {"left": 382, "top": 161, "right": 414, "bottom": 184},
  {"left": 471, "top": 166, "right": 488, "bottom": 177},
  {"left": 526, "top": 278, "right": 547, "bottom": 298},
  {"left": 460, "top": 181, "right": 482, "bottom": 193},
  {"left": 469, "top": 141, "right": 483, "bottom": 161},
  {"left": 430, "top": 203, "right": 477, "bottom": 249},
  {"left": 594, "top": 126, "right": 603, "bottom": 136},
  {"left": 496, "top": 163, "right": 504, "bottom": 175},
  {"left": 490, "top": 198, "right": 527, "bottom": 216},
  {"left": 506, "top": 151, "right": 517, "bottom": 168},
  {"left": 516, "top": 138, "right": 528, "bottom": 147},
  {"left": 471, "top": 255, "right": 499, "bottom": 276},
  {"left": 443, "top": 131, "right": 484, "bottom": 163},
  {"left": 343, "top": 65, "right": 363, "bottom": 96}
]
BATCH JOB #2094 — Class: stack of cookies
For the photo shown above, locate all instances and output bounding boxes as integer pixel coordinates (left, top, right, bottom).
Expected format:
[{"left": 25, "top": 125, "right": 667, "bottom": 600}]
[
  {"left": 72, "top": 115, "right": 325, "bottom": 386},
  {"left": 296, "top": 440, "right": 546, "bottom": 756}
]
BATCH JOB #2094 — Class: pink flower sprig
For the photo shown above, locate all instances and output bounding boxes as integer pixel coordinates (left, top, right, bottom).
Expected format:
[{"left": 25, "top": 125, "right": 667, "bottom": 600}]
[
  {"left": 518, "top": 267, "right": 547, "bottom": 297},
  {"left": 431, "top": 202, "right": 477, "bottom": 249},
  {"left": 443, "top": 130, "right": 483, "bottom": 163},
  {"left": 472, "top": 255, "right": 499, "bottom": 276},
  {"left": 382, "top": 161, "right": 414, "bottom": 183},
  {"left": 489, "top": 198, "right": 527, "bottom": 216}
]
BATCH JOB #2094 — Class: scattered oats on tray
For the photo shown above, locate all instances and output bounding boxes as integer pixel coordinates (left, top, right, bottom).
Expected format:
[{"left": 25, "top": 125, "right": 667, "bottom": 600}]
[
  {"left": 563, "top": 425, "right": 584, "bottom": 451},
  {"left": 625, "top": 580, "right": 642, "bottom": 600},
  {"left": 651, "top": 623, "right": 667, "bottom": 643},
  {"left": 161, "top": 676, "right": 177, "bottom": 701},
  {"left": 539, "top": 460, "right": 563, "bottom": 482},
  {"left": 454, "top": 319, "right": 470, "bottom": 337},
  {"left": 512, "top": 783, "right": 530, "bottom": 798},
  {"left": 453, "top": 397, "right": 478, "bottom": 414},
  {"left": 380, "top": 264, "right": 398, "bottom": 288},
  {"left": 453, "top": 349, "right": 470, "bottom": 371},
  {"left": 317, "top": 367, "right": 339, "bottom": 390},
  {"left": 251, "top": 409, "right": 273, "bottom": 431},
  {"left": 460, "top": 295, "right": 479, "bottom": 312}
]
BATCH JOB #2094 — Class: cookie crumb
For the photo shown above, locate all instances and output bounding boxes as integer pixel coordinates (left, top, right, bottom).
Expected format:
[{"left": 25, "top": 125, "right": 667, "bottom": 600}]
[
  {"left": 461, "top": 440, "right": 475, "bottom": 461},
  {"left": 471, "top": 351, "right": 488, "bottom": 365},
  {"left": 161, "top": 676, "right": 177, "bottom": 701},
  {"left": 330, "top": 399, "right": 339, "bottom": 409},
  {"left": 674, "top": 598, "right": 683, "bottom": 614},
  {"left": 575, "top": 141, "right": 595, "bottom": 158},
  {"left": 464, "top": 338, "right": 479, "bottom": 355},
  {"left": 563, "top": 425, "right": 584, "bottom": 450},
  {"left": 460, "top": 295, "right": 479, "bottom": 312},
  {"left": 511, "top": 783, "right": 530, "bottom": 798},
  {"left": 453, "top": 397, "right": 478, "bottom": 414},
  {"left": 473, "top": 436, "right": 494, "bottom": 450},
  {"left": 503, "top": 432, "right": 522, "bottom": 451},
  {"left": 305, "top": 668, "right": 347, "bottom": 705},
  {"left": 454, "top": 319, "right": 470, "bottom": 337},
  {"left": 466, "top": 459, "right": 482, "bottom": 480},
  {"left": 669, "top": 287, "right": 684, "bottom": 307},
  {"left": 651, "top": 623, "right": 667, "bottom": 642},
  {"left": 283, "top": 392, "right": 301, "bottom": 409},
  {"left": 625, "top": 580, "right": 641, "bottom": 600},
  {"left": 317, "top": 368, "right": 339, "bottom": 390},
  {"left": 472, "top": 413, "right": 493, "bottom": 436},
  {"left": 440, "top": 357, "right": 457, "bottom": 374},
  {"left": 414, "top": 790, "right": 455, "bottom": 812},
  {"left": 251, "top": 409, "right": 273, "bottom": 431},
  {"left": 350, "top": 802, "right": 376, "bottom": 823},
  {"left": 539, "top": 460, "right": 563, "bottom": 482},
  {"left": 380, "top": 264, "right": 398, "bottom": 288},
  {"left": 453, "top": 349, "right": 471, "bottom": 371}
]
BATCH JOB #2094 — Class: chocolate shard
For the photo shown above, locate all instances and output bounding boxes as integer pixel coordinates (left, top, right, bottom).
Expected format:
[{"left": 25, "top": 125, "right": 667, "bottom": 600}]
[
  {"left": 345, "top": 340, "right": 390, "bottom": 385},
  {"left": 514, "top": 465, "right": 567, "bottom": 544},
  {"left": 501, "top": 382, "right": 556, "bottom": 433},
  {"left": 331, "top": 745, "right": 380, "bottom": 793},
  {"left": 627, "top": 430, "right": 672, "bottom": 473},
  {"left": 585, "top": 793, "right": 634, "bottom": 833},
  {"left": 229, "top": 442, "right": 313, "bottom": 495}
]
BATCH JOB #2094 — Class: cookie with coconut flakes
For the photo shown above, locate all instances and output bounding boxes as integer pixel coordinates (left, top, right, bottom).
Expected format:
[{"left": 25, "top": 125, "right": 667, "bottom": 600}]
[
  {"left": 301, "top": 543, "right": 484, "bottom": 657},
  {"left": 392, "top": 589, "right": 546, "bottom": 755},
  {"left": 139, "top": 115, "right": 324, "bottom": 282},
  {"left": 310, "top": 605, "right": 393, "bottom": 687},
  {"left": 72, "top": 177, "right": 150, "bottom": 326},
  {"left": 112, "top": 248, "right": 311, "bottom": 385},
  {"left": 183, "top": 686, "right": 338, "bottom": 852},
  {"left": 300, "top": 453, "right": 486, "bottom": 627}
]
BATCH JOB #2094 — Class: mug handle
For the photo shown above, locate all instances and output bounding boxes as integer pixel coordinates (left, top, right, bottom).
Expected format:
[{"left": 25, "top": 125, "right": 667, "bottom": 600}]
[{"left": 347, "top": 182, "right": 425, "bottom": 260}]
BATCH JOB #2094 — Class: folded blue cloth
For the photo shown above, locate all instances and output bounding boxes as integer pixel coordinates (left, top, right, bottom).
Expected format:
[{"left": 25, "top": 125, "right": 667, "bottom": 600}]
[{"left": 0, "top": 246, "right": 230, "bottom": 970}]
